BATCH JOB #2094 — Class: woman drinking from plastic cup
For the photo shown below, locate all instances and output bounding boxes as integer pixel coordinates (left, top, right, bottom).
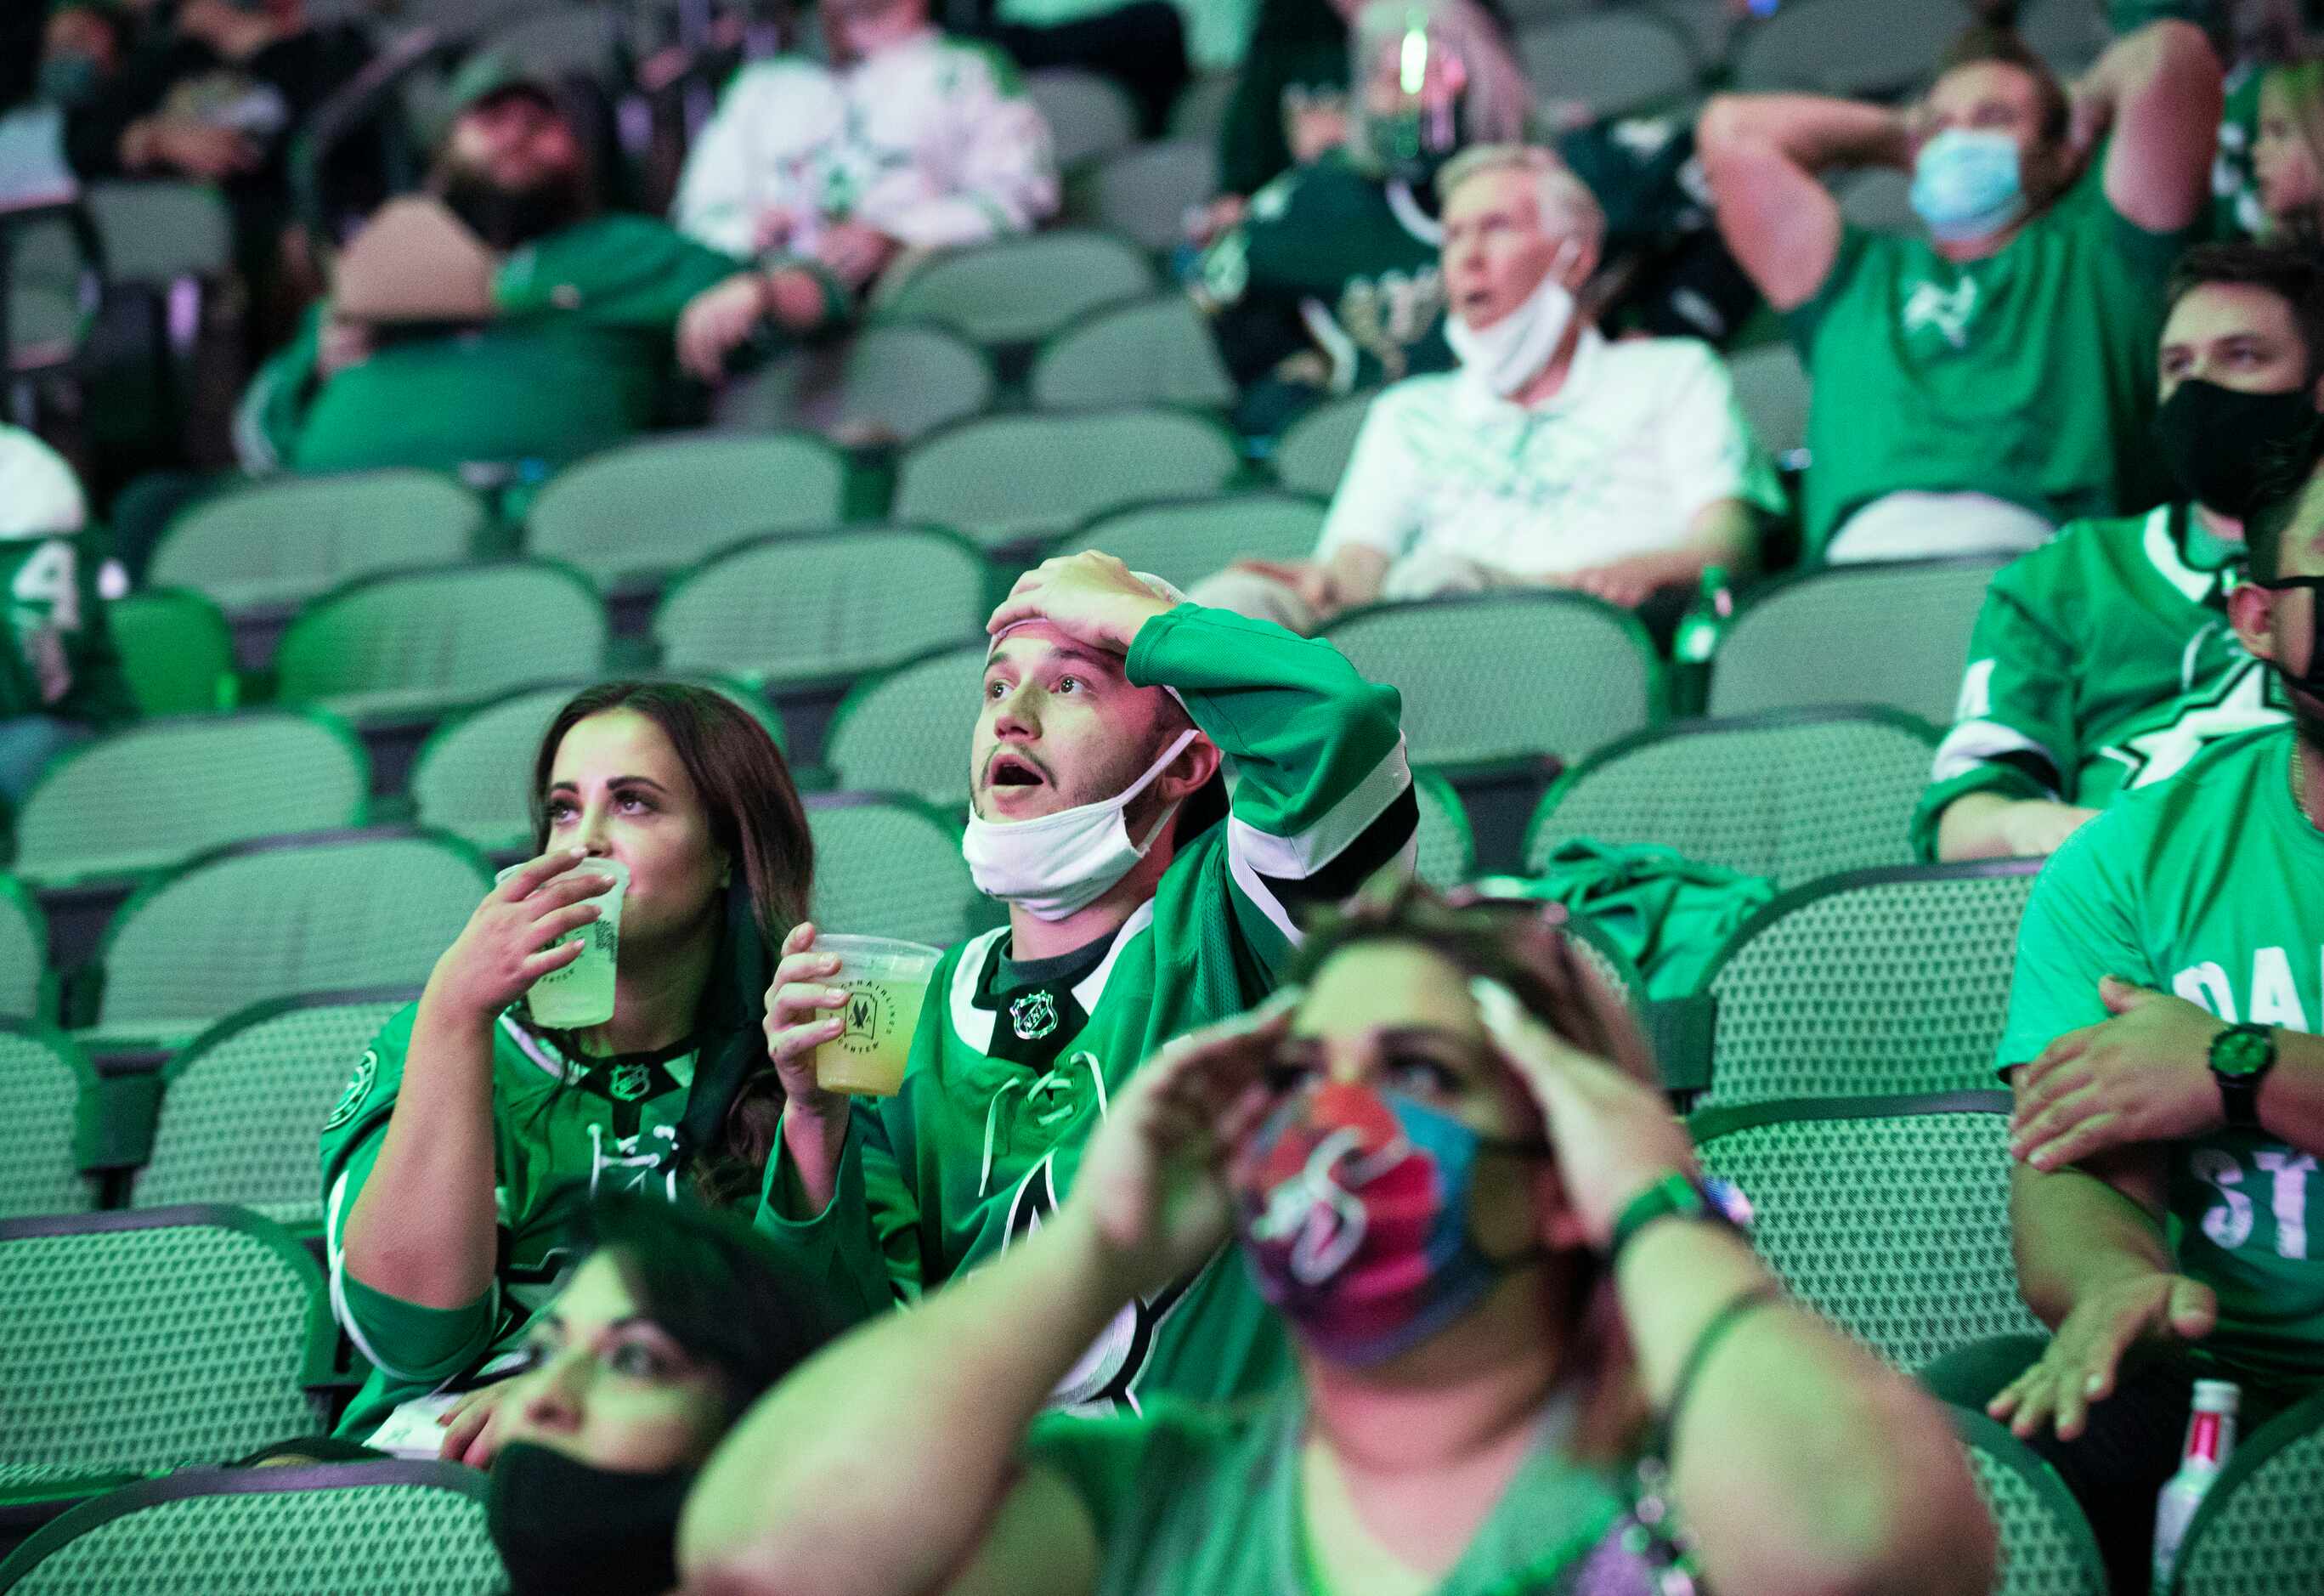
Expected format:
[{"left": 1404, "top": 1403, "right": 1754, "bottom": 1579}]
[
  {"left": 320, "top": 681, "right": 813, "bottom": 1454},
  {"left": 681, "top": 880, "right": 1996, "bottom": 1596}
]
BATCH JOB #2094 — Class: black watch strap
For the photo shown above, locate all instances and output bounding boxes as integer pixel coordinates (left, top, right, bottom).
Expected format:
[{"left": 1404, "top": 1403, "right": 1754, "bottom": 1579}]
[{"left": 2210, "top": 1022, "right": 2278, "bottom": 1130}]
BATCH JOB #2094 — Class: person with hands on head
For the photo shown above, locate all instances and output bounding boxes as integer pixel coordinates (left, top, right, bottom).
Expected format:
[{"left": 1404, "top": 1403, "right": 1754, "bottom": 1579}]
[
  {"left": 686, "top": 881, "right": 1993, "bottom": 1596},
  {"left": 1699, "top": 19, "right": 2222, "bottom": 563},
  {"left": 319, "top": 682, "right": 813, "bottom": 1457},
  {"left": 1922, "top": 442, "right": 2324, "bottom": 1593},
  {"left": 758, "top": 548, "right": 1414, "bottom": 1412}
]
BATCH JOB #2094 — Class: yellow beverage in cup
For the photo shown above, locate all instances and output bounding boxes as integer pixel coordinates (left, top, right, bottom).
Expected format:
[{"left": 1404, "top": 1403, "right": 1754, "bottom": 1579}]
[
  {"left": 813, "top": 934, "right": 941, "bottom": 1096},
  {"left": 497, "top": 857, "right": 629, "bottom": 1029}
]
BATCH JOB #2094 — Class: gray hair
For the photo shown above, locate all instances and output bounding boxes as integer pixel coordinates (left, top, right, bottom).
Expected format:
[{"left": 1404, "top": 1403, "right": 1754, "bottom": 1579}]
[{"left": 1436, "top": 144, "right": 1605, "bottom": 252}]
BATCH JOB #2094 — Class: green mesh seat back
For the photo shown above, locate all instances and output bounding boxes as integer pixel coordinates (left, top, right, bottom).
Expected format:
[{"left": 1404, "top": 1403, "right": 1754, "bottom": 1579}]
[
  {"left": 1031, "top": 296, "right": 1237, "bottom": 411},
  {"left": 654, "top": 528, "right": 990, "bottom": 687},
  {"left": 274, "top": 563, "right": 607, "bottom": 716},
  {"left": 1063, "top": 494, "right": 1324, "bottom": 592},
  {"left": 1727, "top": 342, "right": 1812, "bottom": 461},
  {"left": 151, "top": 471, "right": 483, "bottom": 613},
  {"left": 823, "top": 644, "right": 986, "bottom": 806},
  {"left": 85, "top": 180, "right": 233, "bottom": 282},
  {"left": 713, "top": 325, "right": 995, "bottom": 444},
  {"left": 1692, "top": 1099, "right": 2044, "bottom": 1369},
  {"left": 1561, "top": 913, "right": 1647, "bottom": 1018},
  {"left": 0, "top": 1465, "right": 502, "bottom": 1595},
  {"left": 1514, "top": 12, "right": 1699, "bottom": 116},
  {"left": 1169, "top": 72, "right": 1237, "bottom": 140},
  {"left": 0, "top": 879, "right": 48, "bottom": 1020},
  {"left": 1698, "top": 864, "right": 2036, "bottom": 1108},
  {"left": 408, "top": 684, "right": 577, "bottom": 852},
  {"left": 1953, "top": 1412, "right": 2109, "bottom": 1596},
  {"left": 1072, "top": 139, "right": 1219, "bottom": 252},
  {"left": 1411, "top": 768, "right": 1473, "bottom": 887},
  {"left": 877, "top": 229, "right": 1157, "bottom": 346},
  {"left": 1323, "top": 595, "right": 1657, "bottom": 767},
  {"left": 1525, "top": 712, "right": 1938, "bottom": 891},
  {"left": 809, "top": 798, "right": 989, "bottom": 948},
  {"left": 896, "top": 410, "right": 1242, "bottom": 547},
  {"left": 14, "top": 712, "right": 367, "bottom": 884},
  {"left": 95, "top": 835, "right": 489, "bottom": 1039},
  {"left": 0, "top": 1028, "right": 96, "bottom": 1220},
  {"left": 133, "top": 998, "right": 409, "bottom": 1225},
  {"left": 1733, "top": 0, "right": 1960, "bottom": 93},
  {"left": 1271, "top": 389, "right": 1378, "bottom": 497},
  {"left": 108, "top": 589, "right": 235, "bottom": 716},
  {"left": 1707, "top": 558, "right": 2004, "bottom": 725},
  {"left": 525, "top": 433, "right": 851, "bottom": 590},
  {"left": 2173, "top": 1390, "right": 2324, "bottom": 1596},
  {"left": 1025, "top": 69, "right": 1139, "bottom": 167},
  {"left": 8, "top": 284, "right": 85, "bottom": 372},
  {"left": 0, "top": 1213, "right": 325, "bottom": 1474}
]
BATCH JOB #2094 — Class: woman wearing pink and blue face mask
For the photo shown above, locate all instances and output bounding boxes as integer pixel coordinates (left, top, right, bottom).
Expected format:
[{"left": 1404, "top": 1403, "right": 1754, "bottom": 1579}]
[{"left": 679, "top": 882, "right": 1994, "bottom": 1596}]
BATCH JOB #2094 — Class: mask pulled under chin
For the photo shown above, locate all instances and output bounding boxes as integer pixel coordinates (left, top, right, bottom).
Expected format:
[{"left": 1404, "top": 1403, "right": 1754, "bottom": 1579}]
[
  {"left": 486, "top": 1443, "right": 694, "bottom": 1596},
  {"left": 962, "top": 728, "right": 1201, "bottom": 920},
  {"left": 1443, "top": 244, "right": 1580, "bottom": 399}
]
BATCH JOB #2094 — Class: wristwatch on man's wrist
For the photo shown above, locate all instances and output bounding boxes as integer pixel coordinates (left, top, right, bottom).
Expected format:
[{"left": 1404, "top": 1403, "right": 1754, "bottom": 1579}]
[{"left": 2208, "top": 1022, "right": 2278, "bottom": 1129}]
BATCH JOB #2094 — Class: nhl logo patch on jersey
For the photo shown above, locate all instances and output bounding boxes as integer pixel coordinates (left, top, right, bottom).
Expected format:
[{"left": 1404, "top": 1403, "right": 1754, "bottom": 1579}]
[
  {"left": 609, "top": 1061, "right": 653, "bottom": 1101},
  {"left": 1009, "top": 990, "right": 1060, "bottom": 1041},
  {"left": 323, "top": 1048, "right": 378, "bottom": 1133}
]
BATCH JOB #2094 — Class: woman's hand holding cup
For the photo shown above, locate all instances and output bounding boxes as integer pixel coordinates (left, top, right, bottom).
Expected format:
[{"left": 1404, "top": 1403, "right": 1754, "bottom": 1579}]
[{"left": 432, "top": 849, "right": 612, "bottom": 1024}]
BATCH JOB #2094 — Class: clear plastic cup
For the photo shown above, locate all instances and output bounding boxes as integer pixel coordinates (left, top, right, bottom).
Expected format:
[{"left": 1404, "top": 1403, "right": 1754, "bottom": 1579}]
[
  {"left": 812, "top": 934, "right": 942, "bottom": 1096},
  {"left": 496, "top": 857, "right": 629, "bottom": 1028}
]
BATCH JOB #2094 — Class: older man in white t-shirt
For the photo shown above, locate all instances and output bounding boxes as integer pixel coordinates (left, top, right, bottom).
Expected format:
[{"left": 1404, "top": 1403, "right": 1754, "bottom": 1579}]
[{"left": 1196, "top": 144, "right": 1782, "bottom": 634}]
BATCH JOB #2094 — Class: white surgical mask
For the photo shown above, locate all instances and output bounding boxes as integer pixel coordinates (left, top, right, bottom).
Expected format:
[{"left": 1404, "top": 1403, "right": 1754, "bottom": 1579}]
[
  {"left": 1444, "top": 241, "right": 1580, "bottom": 399},
  {"left": 963, "top": 729, "right": 1202, "bottom": 920},
  {"left": 1908, "top": 127, "right": 2028, "bottom": 242}
]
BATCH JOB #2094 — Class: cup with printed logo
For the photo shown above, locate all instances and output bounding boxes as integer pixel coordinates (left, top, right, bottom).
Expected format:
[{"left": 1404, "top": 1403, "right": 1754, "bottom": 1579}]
[
  {"left": 812, "top": 934, "right": 941, "bottom": 1096},
  {"left": 495, "top": 857, "right": 630, "bottom": 1028}
]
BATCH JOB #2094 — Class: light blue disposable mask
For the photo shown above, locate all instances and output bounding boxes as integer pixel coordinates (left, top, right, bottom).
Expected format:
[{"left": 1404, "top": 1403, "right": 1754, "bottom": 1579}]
[{"left": 1909, "top": 127, "right": 2029, "bottom": 243}]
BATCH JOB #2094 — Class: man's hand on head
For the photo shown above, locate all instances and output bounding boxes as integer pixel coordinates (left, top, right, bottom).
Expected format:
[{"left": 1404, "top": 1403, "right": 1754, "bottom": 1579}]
[
  {"left": 989, "top": 552, "right": 1179, "bottom": 655},
  {"left": 2010, "top": 977, "right": 2230, "bottom": 1171}
]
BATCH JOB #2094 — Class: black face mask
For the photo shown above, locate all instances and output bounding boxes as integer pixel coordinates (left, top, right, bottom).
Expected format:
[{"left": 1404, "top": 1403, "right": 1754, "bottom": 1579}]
[
  {"left": 2152, "top": 379, "right": 2322, "bottom": 523},
  {"left": 486, "top": 1442, "right": 694, "bottom": 1596},
  {"left": 438, "top": 167, "right": 591, "bottom": 253},
  {"left": 2255, "top": 575, "right": 2324, "bottom": 704}
]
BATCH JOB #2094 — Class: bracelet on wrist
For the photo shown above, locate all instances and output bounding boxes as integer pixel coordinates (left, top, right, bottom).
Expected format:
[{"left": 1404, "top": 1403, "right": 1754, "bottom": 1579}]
[
  {"left": 1657, "top": 1282, "right": 1787, "bottom": 1450},
  {"left": 1607, "top": 1169, "right": 1751, "bottom": 1269}
]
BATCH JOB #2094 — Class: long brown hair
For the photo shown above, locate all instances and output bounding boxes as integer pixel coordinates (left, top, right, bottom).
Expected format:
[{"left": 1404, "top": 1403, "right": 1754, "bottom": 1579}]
[{"left": 1287, "top": 877, "right": 1654, "bottom": 1464}]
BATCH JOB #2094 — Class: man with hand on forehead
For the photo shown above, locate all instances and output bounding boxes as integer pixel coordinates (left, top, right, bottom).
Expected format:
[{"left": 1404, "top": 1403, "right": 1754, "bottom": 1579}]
[{"left": 759, "top": 552, "right": 1414, "bottom": 1410}]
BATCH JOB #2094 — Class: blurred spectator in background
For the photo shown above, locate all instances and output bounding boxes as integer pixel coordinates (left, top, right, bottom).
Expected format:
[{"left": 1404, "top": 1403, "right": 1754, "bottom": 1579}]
[
  {"left": 235, "top": 74, "right": 840, "bottom": 479},
  {"left": 1197, "top": 145, "right": 1777, "bottom": 632},
  {"left": 0, "top": 3, "right": 135, "bottom": 207},
  {"left": 1916, "top": 241, "right": 2315, "bottom": 864},
  {"left": 2253, "top": 56, "right": 2324, "bottom": 241},
  {"left": 0, "top": 427, "right": 132, "bottom": 809},
  {"left": 1702, "top": 21, "right": 2223, "bottom": 563},
  {"left": 672, "top": 0, "right": 1059, "bottom": 300}
]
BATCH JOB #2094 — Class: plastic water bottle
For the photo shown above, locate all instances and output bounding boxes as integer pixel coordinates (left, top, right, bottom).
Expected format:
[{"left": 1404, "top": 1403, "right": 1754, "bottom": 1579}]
[
  {"left": 2152, "top": 1378, "right": 2240, "bottom": 1593},
  {"left": 1672, "top": 564, "right": 1735, "bottom": 667}
]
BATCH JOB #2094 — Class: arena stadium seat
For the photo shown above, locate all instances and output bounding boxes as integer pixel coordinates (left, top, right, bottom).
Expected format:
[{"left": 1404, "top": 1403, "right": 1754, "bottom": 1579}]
[
  {"left": 0, "top": 1025, "right": 99, "bottom": 1221},
  {"left": 1323, "top": 593, "right": 1661, "bottom": 770},
  {"left": 1168, "top": 73, "right": 1239, "bottom": 142},
  {"left": 273, "top": 562, "right": 608, "bottom": 723},
  {"left": 653, "top": 526, "right": 992, "bottom": 692},
  {"left": 1412, "top": 767, "right": 1473, "bottom": 888},
  {"left": 77, "top": 829, "right": 489, "bottom": 1050},
  {"left": 1269, "top": 388, "right": 1378, "bottom": 497},
  {"left": 0, "top": 880, "right": 53, "bottom": 1022},
  {"left": 150, "top": 470, "right": 486, "bottom": 614},
  {"left": 712, "top": 324, "right": 995, "bottom": 444},
  {"left": 821, "top": 642, "right": 986, "bottom": 806},
  {"left": 1705, "top": 557, "right": 2006, "bottom": 727},
  {"left": 1072, "top": 139, "right": 1219, "bottom": 252},
  {"left": 82, "top": 182, "right": 232, "bottom": 287},
  {"left": 894, "top": 410, "right": 1242, "bottom": 548},
  {"left": 12, "top": 710, "right": 369, "bottom": 886},
  {"left": 1025, "top": 69, "right": 1141, "bottom": 169},
  {"left": 1951, "top": 1410, "right": 2109, "bottom": 1596},
  {"left": 875, "top": 229, "right": 1156, "bottom": 347},
  {"left": 1683, "top": 860, "right": 2038, "bottom": 1109},
  {"left": 107, "top": 588, "right": 235, "bottom": 718},
  {"left": 1726, "top": 342, "right": 1812, "bottom": 465},
  {"left": 1515, "top": 10, "right": 1700, "bottom": 116},
  {"left": 1524, "top": 709, "right": 1939, "bottom": 891},
  {"left": 1691, "top": 1092, "right": 2044, "bottom": 1371},
  {"left": 1839, "top": 167, "right": 1917, "bottom": 234},
  {"left": 0, "top": 1206, "right": 334, "bottom": 1503},
  {"left": 0, "top": 1460, "right": 500, "bottom": 1595},
  {"left": 1055, "top": 492, "right": 1325, "bottom": 591},
  {"left": 808, "top": 793, "right": 996, "bottom": 949},
  {"left": 1561, "top": 908, "right": 1648, "bottom": 1018},
  {"left": 524, "top": 432, "right": 854, "bottom": 595},
  {"left": 1030, "top": 295, "right": 1238, "bottom": 411},
  {"left": 2016, "top": 0, "right": 2109, "bottom": 73},
  {"left": 483, "top": 1, "right": 626, "bottom": 82},
  {"left": 2170, "top": 1388, "right": 2324, "bottom": 1595},
  {"left": 1732, "top": 0, "right": 1959, "bottom": 95},
  {"left": 127, "top": 991, "right": 414, "bottom": 1230}
]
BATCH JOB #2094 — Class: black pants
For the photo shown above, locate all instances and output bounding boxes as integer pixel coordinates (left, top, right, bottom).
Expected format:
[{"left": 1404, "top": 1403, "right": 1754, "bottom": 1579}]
[{"left": 1924, "top": 1336, "right": 2291, "bottom": 1594}]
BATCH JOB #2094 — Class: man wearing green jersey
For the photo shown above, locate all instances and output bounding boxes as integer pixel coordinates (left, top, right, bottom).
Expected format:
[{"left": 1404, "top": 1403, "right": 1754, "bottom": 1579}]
[
  {"left": 1922, "top": 458, "right": 2324, "bottom": 1589},
  {"left": 0, "top": 427, "right": 132, "bottom": 804},
  {"left": 759, "top": 552, "right": 1414, "bottom": 1412},
  {"left": 1916, "top": 241, "right": 2321, "bottom": 863}
]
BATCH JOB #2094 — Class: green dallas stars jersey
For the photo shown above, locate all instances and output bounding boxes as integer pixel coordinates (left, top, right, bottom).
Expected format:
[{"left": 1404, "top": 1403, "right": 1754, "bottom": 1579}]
[
  {"left": 0, "top": 524, "right": 132, "bottom": 727},
  {"left": 756, "top": 604, "right": 1414, "bottom": 1413},
  {"left": 319, "top": 1003, "right": 700, "bottom": 1438},
  {"left": 1999, "top": 727, "right": 2324, "bottom": 1391},
  {"left": 1912, "top": 507, "right": 2286, "bottom": 860}
]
